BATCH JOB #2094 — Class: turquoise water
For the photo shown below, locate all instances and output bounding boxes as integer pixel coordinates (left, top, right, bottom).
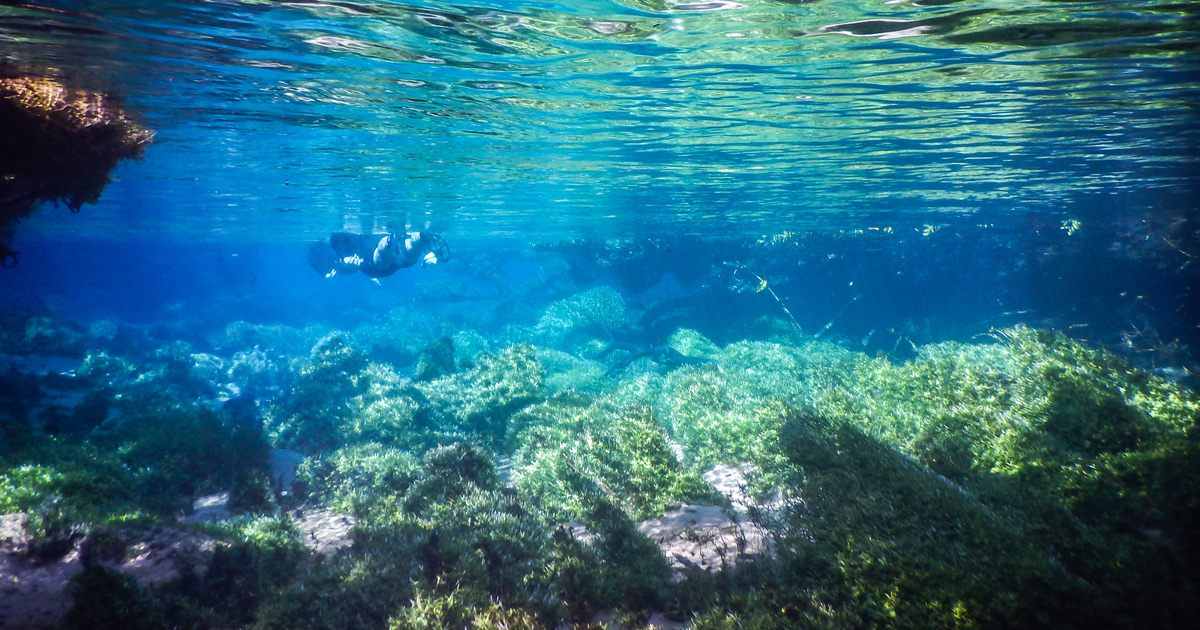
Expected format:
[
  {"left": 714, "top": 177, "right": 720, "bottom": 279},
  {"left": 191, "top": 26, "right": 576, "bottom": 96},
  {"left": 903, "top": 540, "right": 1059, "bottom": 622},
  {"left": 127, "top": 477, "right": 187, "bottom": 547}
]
[
  {"left": 2, "top": 2, "right": 1200, "bottom": 629},
  {"left": 4, "top": 0, "right": 1197, "bottom": 240}
]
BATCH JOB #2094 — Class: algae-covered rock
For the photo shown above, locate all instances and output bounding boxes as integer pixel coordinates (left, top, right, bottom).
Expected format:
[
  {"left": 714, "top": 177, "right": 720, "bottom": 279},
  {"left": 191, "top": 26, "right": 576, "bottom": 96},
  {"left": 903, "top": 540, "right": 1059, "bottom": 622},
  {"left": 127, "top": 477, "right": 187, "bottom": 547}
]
[
  {"left": 536, "top": 286, "right": 629, "bottom": 351},
  {"left": 416, "top": 344, "right": 544, "bottom": 449},
  {"left": 0, "top": 73, "right": 152, "bottom": 264},
  {"left": 511, "top": 394, "right": 719, "bottom": 522},
  {"left": 262, "top": 334, "right": 371, "bottom": 452}
]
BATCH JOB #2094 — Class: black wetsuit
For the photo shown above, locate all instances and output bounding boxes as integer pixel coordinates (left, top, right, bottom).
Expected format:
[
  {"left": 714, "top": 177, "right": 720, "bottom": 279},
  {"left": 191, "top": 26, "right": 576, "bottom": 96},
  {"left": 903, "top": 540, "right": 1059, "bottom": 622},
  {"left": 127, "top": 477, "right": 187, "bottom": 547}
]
[{"left": 308, "top": 232, "right": 432, "bottom": 278}]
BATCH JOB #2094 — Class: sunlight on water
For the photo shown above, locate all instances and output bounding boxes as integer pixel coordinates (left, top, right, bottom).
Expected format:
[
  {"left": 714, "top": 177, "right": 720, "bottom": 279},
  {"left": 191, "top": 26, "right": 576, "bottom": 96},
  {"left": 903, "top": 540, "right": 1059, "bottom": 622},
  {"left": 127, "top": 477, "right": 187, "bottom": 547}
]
[
  {"left": 1, "top": 0, "right": 1197, "bottom": 240},
  {"left": 2, "top": 4, "right": 1199, "bottom": 628}
]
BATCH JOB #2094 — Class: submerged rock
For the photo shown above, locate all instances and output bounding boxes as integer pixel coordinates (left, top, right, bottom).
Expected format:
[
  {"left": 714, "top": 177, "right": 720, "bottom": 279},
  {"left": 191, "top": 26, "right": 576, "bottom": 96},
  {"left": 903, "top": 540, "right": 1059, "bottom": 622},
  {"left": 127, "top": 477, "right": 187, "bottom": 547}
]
[
  {"left": 0, "top": 513, "right": 80, "bottom": 630},
  {"left": 637, "top": 504, "right": 773, "bottom": 581},
  {"left": 0, "top": 513, "right": 217, "bottom": 630},
  {"left": 268, "top": 448, "right": 305, "bottom": 497}
]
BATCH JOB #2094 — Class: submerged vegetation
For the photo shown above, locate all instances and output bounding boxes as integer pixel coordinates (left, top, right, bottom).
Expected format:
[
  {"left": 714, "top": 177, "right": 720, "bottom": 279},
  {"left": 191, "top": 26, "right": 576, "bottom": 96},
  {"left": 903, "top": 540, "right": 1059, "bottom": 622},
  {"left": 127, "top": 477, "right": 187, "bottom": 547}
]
[
  {"left": 1, "top": 284, "right": 1198, "bottom": 629},
  {"left": 0, "top": 70, "right": 152, "bottom": 266}
]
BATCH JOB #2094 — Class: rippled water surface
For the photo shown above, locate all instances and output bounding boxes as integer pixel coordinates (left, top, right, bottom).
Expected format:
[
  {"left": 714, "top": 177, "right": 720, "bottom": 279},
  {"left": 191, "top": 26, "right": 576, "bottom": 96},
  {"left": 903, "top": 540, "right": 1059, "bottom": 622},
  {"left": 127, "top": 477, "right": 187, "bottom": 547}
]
[{"left": 3, "top": 0, "right": 1197, "bottom": 240}]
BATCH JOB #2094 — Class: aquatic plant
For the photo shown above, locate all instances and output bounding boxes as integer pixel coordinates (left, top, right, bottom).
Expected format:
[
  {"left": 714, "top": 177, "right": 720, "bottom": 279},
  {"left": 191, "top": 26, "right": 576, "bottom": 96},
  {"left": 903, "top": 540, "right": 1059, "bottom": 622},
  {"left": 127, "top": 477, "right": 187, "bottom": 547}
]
[
  {"left": 772, "top": 405, "right": 1087, "bottom": 628},
  {"left": 190, "top": 515, "right": 308, "bottom": 627},
  {"left": 510, "top": 394, "right": 719, "bottom": 522},
  {"left": 387, "top": 587, "right": 542, "bottom": 630},
  {"left": 23, "top": 495, "right": 90, "bottom": 561},
  {"left": 357, "top": 444, "right": 558, "bottom": 625},
  {"left": 342, "top": 363, "right": 448, "bottom": 450},
  {"left": 416, "top": 344, "right": 544, "bottom": 449},
  {"left": 534, "top": 346, "right": 607, "bottom": 394},
  {"left": 655, "top": 339, "right": 858, "bottom": 478},
  {"left": 450, "top": 329, "right": 490, "bottom": 368},
  {"left": 812, "top": 327, "right": 1200, "bottom": 527},
  {"left": 0, "top": 367, "right": 43, "bottom": 436},
  {"left": 8, "top": 300, "right": 1197, "bottom": 630},
  {"left": 250, "top": 557, "right": 413, "bottom": 630},
  {"left": 666, "top": 328, "right": 722, "bottom": 359},
  {"left": 295, "top": 443, "right": 421, "bottom": 517},
  {"left": 536, "top": 285, "right": 629, "bottom": 351},
  {"left": 573, "top": 476, "right": 673, "bottom": 618},
  {"left": 88, "top": 401, "right": 268, "bottom": 516},
  {"left": 77, "top": 349, "right": 138, "bottom": 386},
  {"left": 350, "top": 306, "right": 447, "bottom": 365},
  {"left": 12, "top": 313, "right": 87, "bottom": 356},
  {"left": 228, "top": 345, "right": 287, "bottom": 395},
  {"left": 263, "top": 333, "right": 371, "bottom": 452},
  {"left": 772, "top": 327, "right": 1200, "bottom": 627},
  {"left": 0, "top": 439, "right": 139, "bottom": 523},
  {"left": 211, "top": 320, "right": 326, "bottom": 358},
  {"left": 60, "top": 565, "right": 165, "bottom": 630},
  {"left": 413, "top": 336, "right": 456, "bottom": 381}
]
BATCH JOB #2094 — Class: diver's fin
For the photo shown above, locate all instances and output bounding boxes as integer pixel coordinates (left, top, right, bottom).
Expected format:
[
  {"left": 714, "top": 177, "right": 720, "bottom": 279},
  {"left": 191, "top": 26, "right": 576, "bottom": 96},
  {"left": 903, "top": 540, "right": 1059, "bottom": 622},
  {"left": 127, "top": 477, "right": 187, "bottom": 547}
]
[
  {"left": 329, "top": 232, "right": 359, "bottom": 257},
  {"left": 307, "top": 240, "right": 337, "bottom": 276}
]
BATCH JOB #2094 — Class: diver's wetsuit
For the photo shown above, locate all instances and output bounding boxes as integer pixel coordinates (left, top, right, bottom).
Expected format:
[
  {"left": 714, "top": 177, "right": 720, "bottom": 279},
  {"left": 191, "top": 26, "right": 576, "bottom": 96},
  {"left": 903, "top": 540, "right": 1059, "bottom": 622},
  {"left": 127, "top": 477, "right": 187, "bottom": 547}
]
[
  {"left": 332, "top": 232, "right": 413, "bottom": 278},
  {"left": 308, "top": 231, "right": 445, "bottom": 279}
]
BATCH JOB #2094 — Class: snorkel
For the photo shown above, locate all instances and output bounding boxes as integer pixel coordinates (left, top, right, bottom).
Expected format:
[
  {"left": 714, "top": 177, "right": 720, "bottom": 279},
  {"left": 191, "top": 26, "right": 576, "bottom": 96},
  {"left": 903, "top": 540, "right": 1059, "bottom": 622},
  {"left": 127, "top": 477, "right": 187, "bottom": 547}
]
[{"left": 422, "top": 233, "right": 449, "bottom": 266}]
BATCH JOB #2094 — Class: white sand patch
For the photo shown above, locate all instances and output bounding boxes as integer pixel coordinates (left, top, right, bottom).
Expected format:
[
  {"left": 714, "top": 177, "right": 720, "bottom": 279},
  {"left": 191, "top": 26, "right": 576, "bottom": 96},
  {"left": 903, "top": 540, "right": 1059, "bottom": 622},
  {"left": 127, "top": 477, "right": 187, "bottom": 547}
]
[
  {"left": 180, "top": 491, "right": 231, "bottom": 523},
  {"left": 632, "top": 465, "right": 776, "bottom": 581},
  {"left": 293, "top": 508, "right": 356, "bottom": 556}
]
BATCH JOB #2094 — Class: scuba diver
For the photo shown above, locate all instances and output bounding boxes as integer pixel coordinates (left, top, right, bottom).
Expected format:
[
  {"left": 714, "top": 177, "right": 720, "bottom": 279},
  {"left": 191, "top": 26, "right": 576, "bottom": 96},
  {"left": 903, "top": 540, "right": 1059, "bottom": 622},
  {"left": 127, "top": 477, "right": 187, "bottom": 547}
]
[{"left": 308, "top": 231, "right": 449, "bottom": 279}]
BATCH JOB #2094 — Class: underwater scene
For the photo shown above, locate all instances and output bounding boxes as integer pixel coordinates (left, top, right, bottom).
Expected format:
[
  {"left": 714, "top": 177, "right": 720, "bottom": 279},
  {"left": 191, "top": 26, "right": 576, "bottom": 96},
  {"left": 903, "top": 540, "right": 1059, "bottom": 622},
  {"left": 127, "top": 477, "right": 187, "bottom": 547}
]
[{"left": 2, "top": 1, "right": 1199, "bottom": 629}]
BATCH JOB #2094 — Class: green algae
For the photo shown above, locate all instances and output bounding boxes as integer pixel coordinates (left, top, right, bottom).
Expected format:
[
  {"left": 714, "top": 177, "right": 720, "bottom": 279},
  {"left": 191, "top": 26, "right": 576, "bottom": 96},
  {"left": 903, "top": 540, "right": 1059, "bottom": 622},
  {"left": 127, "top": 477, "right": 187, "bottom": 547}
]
[
  {"left": 536, "top": 286, "right": 630, "bottom": 351},
  {"left": 3, "top": 304, "right": 1198, "bottom": 630},
  {"left": 416, "top": 344, "right": 544, "bottom": 450},
  {"left": 294, "top": 443, "right": 421, "bottom": 517},
  {"left": 510, "top": 394, "right": 720, "bottom": 522}
]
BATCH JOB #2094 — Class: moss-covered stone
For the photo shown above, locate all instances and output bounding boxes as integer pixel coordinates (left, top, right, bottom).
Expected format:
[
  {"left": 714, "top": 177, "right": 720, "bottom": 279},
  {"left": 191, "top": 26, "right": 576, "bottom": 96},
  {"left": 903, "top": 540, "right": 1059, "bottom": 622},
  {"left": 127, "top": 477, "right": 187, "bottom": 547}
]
[
  {"left": 536, "top": 286, "right": 629, "bottom": 351},
  {"left": 413, "top": 336, "right": 456, "bottom": 381},
  {"left": 416, "top": 344, "right": 544, "bottom": 449},
  {"left": 511, "top": 394, "right": 720, "bottom": 522}
]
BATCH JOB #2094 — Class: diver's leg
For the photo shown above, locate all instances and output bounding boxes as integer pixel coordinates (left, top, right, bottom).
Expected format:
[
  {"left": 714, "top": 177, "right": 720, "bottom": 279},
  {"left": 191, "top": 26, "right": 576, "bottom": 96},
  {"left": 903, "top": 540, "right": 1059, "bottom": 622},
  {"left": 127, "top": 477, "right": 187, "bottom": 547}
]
[
  {"left": 306, "top": 240, "right": 338, "bottom": 277},
  {"left": 329, "top": 232, "right": 360, "bottom": 257}
]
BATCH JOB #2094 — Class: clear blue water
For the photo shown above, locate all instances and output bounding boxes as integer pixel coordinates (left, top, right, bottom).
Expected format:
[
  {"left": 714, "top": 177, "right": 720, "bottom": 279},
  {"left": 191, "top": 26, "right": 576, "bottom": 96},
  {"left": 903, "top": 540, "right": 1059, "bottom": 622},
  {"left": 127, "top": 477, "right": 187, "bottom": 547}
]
[
  {"left": 2, "top": 0, "right": 1198, "bottom": 357},
  {"left": 3, "top": 4, "right": 1200, "bottom": 627}
]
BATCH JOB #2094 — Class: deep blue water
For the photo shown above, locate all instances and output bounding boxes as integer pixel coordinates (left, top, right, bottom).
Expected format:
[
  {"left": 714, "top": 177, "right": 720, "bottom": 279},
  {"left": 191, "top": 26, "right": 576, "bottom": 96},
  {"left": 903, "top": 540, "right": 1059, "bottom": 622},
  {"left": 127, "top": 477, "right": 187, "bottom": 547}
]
[{"left": 2, "top": 0, "right": 1198, "bottom": 367}]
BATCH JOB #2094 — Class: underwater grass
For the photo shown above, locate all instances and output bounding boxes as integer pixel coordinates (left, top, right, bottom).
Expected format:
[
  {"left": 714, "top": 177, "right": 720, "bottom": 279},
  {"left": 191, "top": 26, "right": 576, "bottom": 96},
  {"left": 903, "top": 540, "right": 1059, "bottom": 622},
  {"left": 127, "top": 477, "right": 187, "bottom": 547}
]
[{"left": 3, "top": 309, "right": 1198, "bottom": 629}]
